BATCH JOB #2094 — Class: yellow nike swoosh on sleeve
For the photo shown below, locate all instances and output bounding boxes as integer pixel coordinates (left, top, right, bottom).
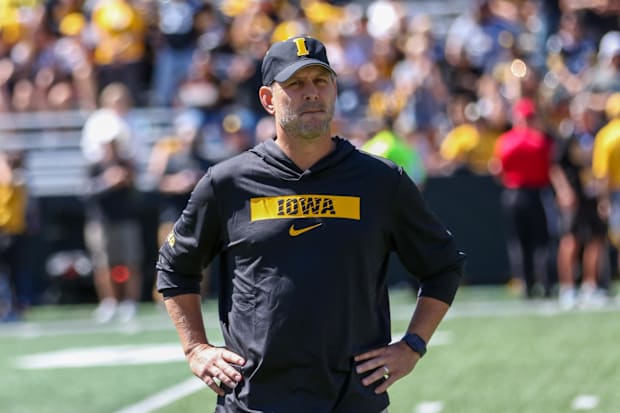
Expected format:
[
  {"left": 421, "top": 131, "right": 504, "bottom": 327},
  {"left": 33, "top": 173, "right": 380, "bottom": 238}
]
[{"left": 288, "top": 223, "right": 323, "bottom": 237}]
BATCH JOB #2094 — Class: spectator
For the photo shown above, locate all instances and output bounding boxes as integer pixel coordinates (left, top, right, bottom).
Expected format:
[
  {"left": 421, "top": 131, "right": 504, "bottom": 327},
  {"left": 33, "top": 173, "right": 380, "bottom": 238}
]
[
  {"left": 150, "top": 0, "right": 204, "bottom": 107},
  {"left": 494, "top": 98, "right": 555, "bottom": 298},
  {"left": 582, "top": 31, "right": 620, "bottom": 110},
  {"left": 81, "top": 83, "right": 142, "bottom": 323},
  {"left": 90, "top": 0, "right": 148, "bottom": 106},
  {"left": 392, "top": 16, "right": 449, "bottom": 174},
  {"left": 0, "top": 150, "right": 31, "bottom": 321},
  {"left": 560, "top": 0, "right": 620, "bottom": 42},
  {"left": 550, "top": 97, "right": 608, "bottom": 309},
  {"left": 81, "top": 82, "right": 133, "bottom": 163},
  {"left": 55, "top": 11, "right": 98, "bottom": 110},
  {"left": 439, "top": 96, "right": 503, "bottom": 176},
  {"left": 444, "top": 0, "right": 522, "bottom": 91},
  {"left": 592, "top": 92, "right": 620, "bottom": 282},
  {"left": 545, "top": 10, "right": 597, "bottom": 96},
  {"left": 147, "top": 109, "right": 208, "bottom": 263},
  {"left": 361, "top": 119, "right": 427, "bottom": 186}
]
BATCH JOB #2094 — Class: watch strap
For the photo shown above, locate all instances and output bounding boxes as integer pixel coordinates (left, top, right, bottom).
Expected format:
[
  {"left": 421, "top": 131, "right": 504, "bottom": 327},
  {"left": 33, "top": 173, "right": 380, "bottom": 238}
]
[{"left": 401, "top": 333, "right": 427, "bottom": 357}]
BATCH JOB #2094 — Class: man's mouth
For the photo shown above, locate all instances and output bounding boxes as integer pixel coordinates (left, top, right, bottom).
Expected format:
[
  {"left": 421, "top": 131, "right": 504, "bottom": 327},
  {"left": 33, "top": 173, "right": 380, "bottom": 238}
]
[{"left": 301, "top": 108, "right": 324, "bottom": 115}]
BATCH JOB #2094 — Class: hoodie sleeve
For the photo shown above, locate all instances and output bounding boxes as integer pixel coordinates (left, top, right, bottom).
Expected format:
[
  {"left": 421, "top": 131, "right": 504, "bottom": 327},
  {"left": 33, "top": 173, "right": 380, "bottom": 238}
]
[
  {"left": 156, "top": 169, "right": 224, "bottom": 297},
  {"left": 389, "top": 169, "right": 465, "bottom": 304}
]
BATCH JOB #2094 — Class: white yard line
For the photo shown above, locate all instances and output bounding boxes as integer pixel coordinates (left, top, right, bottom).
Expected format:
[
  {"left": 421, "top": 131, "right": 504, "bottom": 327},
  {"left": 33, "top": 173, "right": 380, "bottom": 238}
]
[
  {"left": 571, "top": 395, "right": 599, "bottom": 410},
  {"left": 414, "top": 400, "right": 444, "bottom": 413},
  {"left": 114, "top": 377, "right": 205, "bottom": 413},
  {"left": 14, "top": 329, "right": 450, "bottom": 370},
  {"left": 15, "top": 343, "right": 186, "bottom": 369},
  {"left": 392, "top": 300, "right": 620, "bottom": 322},
  {"left": 0, "top": 315, "right": 173, "bottom": 338}
]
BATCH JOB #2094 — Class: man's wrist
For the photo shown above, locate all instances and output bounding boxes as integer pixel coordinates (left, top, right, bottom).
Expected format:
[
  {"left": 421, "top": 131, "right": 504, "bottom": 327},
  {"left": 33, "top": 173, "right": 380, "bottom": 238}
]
[
  {"left": 401, "top": 333, "right": 427, "bottom": 358},
  {"left": 185, "top": 342, "right": 212, "bottom": 357}
]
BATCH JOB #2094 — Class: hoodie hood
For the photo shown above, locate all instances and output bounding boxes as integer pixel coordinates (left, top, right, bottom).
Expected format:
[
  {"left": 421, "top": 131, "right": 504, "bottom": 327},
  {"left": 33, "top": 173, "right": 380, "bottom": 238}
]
[{"left": 250, "top": 137, "right": 356, "bottom": 181}]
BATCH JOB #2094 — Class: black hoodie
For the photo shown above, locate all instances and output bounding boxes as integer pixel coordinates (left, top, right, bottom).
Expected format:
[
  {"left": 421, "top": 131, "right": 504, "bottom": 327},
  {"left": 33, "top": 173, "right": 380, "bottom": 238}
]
[{"left": 157, "top": 137, "right": 465, "bottom": 413}]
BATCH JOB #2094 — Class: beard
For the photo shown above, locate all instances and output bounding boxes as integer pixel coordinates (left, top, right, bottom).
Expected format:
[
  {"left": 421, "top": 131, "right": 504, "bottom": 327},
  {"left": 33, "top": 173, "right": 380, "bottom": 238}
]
[{"left": 278, "top": 101, "right": 334, "bottom": 140}]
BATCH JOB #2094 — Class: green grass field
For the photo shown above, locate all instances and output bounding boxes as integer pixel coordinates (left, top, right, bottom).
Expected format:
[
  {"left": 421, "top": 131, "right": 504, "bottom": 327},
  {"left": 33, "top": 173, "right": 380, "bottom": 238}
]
[{"left": 2, "top": 286, "right": 620, "bottom": 413}]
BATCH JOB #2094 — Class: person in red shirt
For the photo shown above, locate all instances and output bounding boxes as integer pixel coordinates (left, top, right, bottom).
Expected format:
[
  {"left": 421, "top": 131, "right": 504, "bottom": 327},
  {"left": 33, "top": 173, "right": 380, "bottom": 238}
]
[{"left": 494, "top": 98, "right": 554, "bottom": 298}]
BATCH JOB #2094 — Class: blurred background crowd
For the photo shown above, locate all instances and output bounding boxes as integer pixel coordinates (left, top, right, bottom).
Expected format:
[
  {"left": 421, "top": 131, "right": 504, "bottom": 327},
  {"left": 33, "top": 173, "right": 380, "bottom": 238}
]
[{"left": 0, "top": 0, "right": 620, "bottom": 322}]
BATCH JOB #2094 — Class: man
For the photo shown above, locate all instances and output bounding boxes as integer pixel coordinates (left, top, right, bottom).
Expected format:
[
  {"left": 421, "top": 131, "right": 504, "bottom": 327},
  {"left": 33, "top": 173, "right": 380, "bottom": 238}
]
[
  {"left": 494, "top": 98, "right": 554, "bottom": 298},
  {"left": 82, "top": 83, "right": 142, "bottom": 323},
  {"left": 550, "top": 98, "right": 607, "bottom": 309},
  {"left": 361, "top": 123, "right": 427, "bottom": 187},
  {"left": 592, "top": 92, "right": 620, "bottom": 282},
  {"left": 0, "top": 150, "right": 30, "bottom": 321},
  {"left": 157, "top": 36, "right": 465, "bottom": 413}
]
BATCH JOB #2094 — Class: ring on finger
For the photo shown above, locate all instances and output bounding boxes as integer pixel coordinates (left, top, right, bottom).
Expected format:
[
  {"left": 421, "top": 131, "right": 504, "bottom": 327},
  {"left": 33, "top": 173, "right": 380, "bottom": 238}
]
[{"left": 383, "top": 366, "right": 390, "bottom": 379}]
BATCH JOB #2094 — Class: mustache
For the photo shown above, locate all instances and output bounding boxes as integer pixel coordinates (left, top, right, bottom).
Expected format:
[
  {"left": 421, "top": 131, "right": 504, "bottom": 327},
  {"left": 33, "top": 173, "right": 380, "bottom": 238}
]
[{"left": 299, "top": 103, "right": 327, "bottom": 112}]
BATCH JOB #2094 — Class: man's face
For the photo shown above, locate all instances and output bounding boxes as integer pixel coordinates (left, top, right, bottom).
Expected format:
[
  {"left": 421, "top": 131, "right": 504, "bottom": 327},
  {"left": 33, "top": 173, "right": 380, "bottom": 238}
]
[{"left": 270, "top": 65, "right": 337, "bottom": 140}]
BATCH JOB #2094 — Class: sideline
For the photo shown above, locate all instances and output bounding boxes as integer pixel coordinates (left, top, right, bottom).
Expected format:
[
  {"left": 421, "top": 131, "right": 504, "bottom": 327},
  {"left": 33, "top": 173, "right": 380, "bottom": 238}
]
[
  {"left": 4, "top": 299, "right": 619, "bottom": 339},
  {"left": 15, "top": 331, "right": 452, "bottom": 370}
]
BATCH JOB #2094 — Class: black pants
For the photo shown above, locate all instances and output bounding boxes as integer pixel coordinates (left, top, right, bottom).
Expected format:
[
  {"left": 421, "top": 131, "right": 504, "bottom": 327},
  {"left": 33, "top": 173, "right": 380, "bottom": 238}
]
[
  {"left": 0, "top": 234, "right": 23, "bottom": 315},
  {"left": 501, "top": 188, "right": 550, "bottom": 297}
]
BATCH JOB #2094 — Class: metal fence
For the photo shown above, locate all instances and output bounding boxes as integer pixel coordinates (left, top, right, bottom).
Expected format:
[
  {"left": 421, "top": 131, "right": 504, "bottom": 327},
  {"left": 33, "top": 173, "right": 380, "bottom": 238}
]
[{"left": 0, "top": 108, "right": 176, "bottom": 197}]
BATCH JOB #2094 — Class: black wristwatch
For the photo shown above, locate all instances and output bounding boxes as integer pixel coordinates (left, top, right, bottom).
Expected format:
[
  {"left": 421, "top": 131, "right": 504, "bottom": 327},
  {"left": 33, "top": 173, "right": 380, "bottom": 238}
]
[{"left": 401, "top": 333, "right": 427, "bottom": 358}]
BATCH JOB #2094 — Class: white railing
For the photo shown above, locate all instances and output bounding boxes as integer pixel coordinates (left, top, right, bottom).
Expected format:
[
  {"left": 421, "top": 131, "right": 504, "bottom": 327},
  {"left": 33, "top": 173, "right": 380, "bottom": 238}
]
[{"left": 0, "top": 108, "right": 176, "bottom": 197}]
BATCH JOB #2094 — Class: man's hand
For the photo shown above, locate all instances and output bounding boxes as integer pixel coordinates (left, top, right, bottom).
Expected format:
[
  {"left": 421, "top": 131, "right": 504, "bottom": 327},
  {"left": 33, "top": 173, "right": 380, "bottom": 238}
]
[
  {"left": 354, "top": 341, "right": 420, "bottom": 394},
  {"left": 102, "top": 165, "right": 130, "bottom": 188},
  {"left": 187, "top": 344, "right": 246, "bottom": 396}
]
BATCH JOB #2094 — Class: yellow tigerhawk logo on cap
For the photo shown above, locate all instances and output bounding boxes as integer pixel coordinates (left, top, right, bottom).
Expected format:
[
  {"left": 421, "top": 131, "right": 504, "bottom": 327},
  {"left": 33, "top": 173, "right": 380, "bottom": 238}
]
[{"left": 293, "top": 37, "right": 310, "bottom": 57}]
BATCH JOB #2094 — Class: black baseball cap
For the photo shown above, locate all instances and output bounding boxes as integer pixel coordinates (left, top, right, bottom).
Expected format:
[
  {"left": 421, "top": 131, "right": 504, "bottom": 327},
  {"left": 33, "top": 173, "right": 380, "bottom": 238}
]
[{"left": 261, "top": 36, "right": 336, "bottom": 86}]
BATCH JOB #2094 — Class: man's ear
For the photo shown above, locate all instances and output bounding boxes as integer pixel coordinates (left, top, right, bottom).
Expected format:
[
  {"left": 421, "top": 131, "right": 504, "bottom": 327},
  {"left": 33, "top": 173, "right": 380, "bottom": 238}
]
[{"left": 259, "top": 86, "right": 275, "bottom": 115}]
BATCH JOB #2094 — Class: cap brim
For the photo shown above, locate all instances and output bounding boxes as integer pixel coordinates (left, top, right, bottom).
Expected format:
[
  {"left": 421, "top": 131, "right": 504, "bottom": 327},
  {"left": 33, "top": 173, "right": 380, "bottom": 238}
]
[{"left": 273, "top": 60, "right": 336, "bottom": 83}]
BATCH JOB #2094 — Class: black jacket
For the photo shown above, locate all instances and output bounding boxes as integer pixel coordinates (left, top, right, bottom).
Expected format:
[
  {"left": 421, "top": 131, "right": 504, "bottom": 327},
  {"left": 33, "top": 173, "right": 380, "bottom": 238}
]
[{"left": 157, "top": 137, "right": 465, "bottom": 413}]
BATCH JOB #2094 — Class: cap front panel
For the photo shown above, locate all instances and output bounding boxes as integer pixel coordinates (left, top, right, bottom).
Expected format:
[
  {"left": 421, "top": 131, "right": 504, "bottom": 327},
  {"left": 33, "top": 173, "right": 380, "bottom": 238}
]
[{"left": 261, "top": 36, "right": 336, "bottom": 85}]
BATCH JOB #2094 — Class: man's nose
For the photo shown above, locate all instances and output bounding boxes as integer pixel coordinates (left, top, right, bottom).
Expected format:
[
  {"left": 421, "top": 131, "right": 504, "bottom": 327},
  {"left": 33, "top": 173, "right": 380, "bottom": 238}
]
[{"left": 303, "top": 83, "right": 319, "bottom": 100}]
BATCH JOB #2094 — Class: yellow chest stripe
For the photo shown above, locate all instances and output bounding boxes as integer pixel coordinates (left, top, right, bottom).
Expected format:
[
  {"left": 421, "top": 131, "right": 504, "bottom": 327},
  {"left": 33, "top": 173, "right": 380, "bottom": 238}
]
[{"left": 250, "top": 195, "right": 360, "bottom": 221}]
